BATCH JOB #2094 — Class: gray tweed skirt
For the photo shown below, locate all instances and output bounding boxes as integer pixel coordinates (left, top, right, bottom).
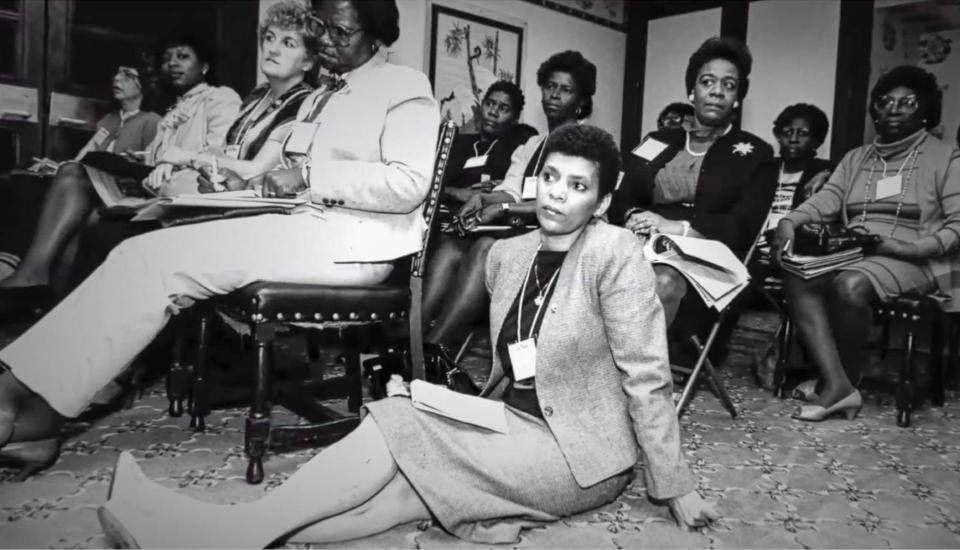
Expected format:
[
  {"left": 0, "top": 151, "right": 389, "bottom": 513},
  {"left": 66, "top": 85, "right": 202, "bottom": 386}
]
[
  {"left": 840, "top": 254, "right": 935, "bottom": 301},
  {"left": 364, "top": 396, "right": 631, "bottom": 544}
]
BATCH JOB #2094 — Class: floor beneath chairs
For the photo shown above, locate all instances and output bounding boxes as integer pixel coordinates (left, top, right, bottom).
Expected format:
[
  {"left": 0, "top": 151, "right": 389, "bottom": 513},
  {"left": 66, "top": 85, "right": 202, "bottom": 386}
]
[{"left": 1, "top": 310, "right": 959, "bottom": 548}]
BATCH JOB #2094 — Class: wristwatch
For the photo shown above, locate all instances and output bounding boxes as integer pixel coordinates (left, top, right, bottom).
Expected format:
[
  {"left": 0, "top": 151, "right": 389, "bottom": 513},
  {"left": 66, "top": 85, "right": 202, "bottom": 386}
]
[{"left": 500, "top": 203, "right": 511, "bottom": 212}]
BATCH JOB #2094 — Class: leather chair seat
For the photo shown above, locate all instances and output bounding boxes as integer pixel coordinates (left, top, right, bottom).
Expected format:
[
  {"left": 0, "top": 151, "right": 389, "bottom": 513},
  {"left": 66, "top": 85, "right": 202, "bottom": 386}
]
[{"left": 227, "top": 281, "right": 411, "bottom": 324}]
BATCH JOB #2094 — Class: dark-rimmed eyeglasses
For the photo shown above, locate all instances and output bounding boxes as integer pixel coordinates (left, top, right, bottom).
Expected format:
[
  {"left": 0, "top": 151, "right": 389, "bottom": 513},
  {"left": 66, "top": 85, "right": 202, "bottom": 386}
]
[
  {"left": 307, "top": 13, "right": 363, "bottom": 46},
  {"left": 873, "top": 94, "right": 919, "bottom": 113}
]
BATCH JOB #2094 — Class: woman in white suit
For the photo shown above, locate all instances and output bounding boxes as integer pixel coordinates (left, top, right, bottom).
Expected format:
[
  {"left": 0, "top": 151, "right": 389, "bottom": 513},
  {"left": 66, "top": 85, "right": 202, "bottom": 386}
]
[
  {"left": 95, "top": 124, "right": 715, "bottom": 549},
  {"left": 0, "top": 0, "right": 438, "bottom": 476}
]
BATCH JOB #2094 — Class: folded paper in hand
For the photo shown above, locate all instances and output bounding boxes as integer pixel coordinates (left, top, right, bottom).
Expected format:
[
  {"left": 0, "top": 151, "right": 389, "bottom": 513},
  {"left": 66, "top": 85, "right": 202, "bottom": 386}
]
[
  {"left": 642, "top": 234, "right": 749, "bottom": 311},
  {"left": 410, "top": 380, "right": 508, "bottom": 434}
]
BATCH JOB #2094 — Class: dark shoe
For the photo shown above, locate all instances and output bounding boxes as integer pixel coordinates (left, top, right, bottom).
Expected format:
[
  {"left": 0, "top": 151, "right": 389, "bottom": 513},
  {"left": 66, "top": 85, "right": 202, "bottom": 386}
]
[
  {"left": 0, "top": 285, "right": 55, "bottom": 322},
  {"left": 0, "top": 438, "right": 60, "bottom": 481}
]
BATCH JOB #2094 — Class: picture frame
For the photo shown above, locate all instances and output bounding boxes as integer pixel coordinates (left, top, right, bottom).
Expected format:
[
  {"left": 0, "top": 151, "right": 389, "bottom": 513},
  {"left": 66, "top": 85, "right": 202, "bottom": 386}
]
[{"left": 427, "top": 3, "right": 525, "bottom": 131}]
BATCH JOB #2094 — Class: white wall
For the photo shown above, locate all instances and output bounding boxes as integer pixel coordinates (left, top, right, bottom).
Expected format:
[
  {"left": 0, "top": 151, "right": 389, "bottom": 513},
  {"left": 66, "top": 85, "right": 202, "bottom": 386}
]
[
  {"left": 743, "top": 0, "right": 840, "bottom": 156},
  {"left": 641, "top": 8, "right": 722, "bottom": 141},
  {"left": 258, "top": 0, "right": 627, "bottom": 139}
]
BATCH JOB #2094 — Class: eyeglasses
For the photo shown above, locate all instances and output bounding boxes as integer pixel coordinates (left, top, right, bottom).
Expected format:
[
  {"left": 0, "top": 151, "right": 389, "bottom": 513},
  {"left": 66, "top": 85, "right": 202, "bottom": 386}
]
[
  {"left": 307, "top": 13, "right": 363, "bottom": 46},
  {"left": 873, "top": 94, "right": 919, "bottom": 113}
]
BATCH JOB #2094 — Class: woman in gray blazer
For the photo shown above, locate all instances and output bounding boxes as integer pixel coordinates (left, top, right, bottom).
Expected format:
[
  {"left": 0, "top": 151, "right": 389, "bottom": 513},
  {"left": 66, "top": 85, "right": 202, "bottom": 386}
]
[{"left": 97, "top": 124, "right": 713, "bottom": 548}]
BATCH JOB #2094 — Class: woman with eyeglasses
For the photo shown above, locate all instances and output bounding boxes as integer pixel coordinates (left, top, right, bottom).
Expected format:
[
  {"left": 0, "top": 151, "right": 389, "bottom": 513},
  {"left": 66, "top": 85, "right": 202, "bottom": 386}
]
[
  {"left": 0, "top": 0, "right": 439, "bottom": 482},
  {"left": 770, "top": 65, "right": 960, "bottom": 422},
  {"left": 0, "top": 67, "right": 160, "bottom": 297}
]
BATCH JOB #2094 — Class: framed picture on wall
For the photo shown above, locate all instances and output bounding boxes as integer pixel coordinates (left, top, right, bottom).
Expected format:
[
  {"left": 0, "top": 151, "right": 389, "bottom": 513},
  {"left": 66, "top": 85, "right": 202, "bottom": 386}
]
[{"left": 428, "top": 3, "right": 524, "bottom": 131}]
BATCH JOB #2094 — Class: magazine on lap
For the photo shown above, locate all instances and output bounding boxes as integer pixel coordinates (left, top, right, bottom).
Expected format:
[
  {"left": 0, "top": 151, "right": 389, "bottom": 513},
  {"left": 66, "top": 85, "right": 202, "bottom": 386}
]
[{"left": 642, "top": 234, "right": 750, "bottom": 311}]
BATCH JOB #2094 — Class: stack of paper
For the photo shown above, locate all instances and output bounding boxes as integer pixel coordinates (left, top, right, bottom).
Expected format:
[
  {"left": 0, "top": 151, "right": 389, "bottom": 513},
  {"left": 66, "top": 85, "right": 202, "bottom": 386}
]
[
  {"left": 780, "top": 248, "right": 863, "bottom": 279},
  {"left": 410, "top": 380, "right": 508, "bottom": 434},
  {"left": 130, "top": 190, "right": 308, "bottom": 221},
  {"left": 643, "top": 234, "right": 750, "bottom": 311}
]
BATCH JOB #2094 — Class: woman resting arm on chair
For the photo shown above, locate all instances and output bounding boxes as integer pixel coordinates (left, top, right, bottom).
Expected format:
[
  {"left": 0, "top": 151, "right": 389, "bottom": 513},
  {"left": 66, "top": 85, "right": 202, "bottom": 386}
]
[
  {"left": 94, "top": 123, "right": 716, "bottom": 549},
  {"left": 769, "top": 66, "right": 960, "bottom": 422},
  {"left": 609, "top": 37, "right": 776, "bottom": 327},
  {"left": 0, "top": 0, "right": 438, "bottom": 479},
  {"left": 422, "top": 51, "right": 597, "bottom": 371}
]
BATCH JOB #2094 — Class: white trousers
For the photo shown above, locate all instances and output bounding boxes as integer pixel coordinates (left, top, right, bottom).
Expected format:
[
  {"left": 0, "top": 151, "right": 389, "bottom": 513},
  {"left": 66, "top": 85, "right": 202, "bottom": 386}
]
[{"left": 0, "top": 213, "right": 392, "bottom": 417}]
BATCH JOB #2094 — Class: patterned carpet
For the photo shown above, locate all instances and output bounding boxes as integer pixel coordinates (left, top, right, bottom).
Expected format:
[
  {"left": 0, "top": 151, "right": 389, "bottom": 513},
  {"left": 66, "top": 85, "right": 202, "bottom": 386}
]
[{"left": 1, "top": 311, "right": 959, "bottom": 549}]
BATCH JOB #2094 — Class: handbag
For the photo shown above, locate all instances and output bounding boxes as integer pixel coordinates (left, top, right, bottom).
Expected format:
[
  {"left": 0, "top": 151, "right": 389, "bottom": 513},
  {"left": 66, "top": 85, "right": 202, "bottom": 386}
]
[{"left": 793, "top": 223, "right": 881, "bottom": 256}]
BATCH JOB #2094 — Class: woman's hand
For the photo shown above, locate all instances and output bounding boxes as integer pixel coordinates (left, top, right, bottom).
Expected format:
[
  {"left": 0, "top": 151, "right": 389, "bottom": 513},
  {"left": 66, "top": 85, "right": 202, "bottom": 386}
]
[
  {"left": 459, "top": 203, "right": 505, "bottom": 232},
  {"left": 157, "top": 146, "right": 195, "bottom": 167},
  {"left": 875, "top": 236, "right": 919, "bottom": 259},
  {"left": 458, "top": 192, "right": 487, "bottom": 220},
  {"left": 145, "top": 163, "right": 174, "bottom": 191},
  {"left": 668, "top": 491, "right": 719, "bottom": 530},
  {"left": 197, "top": 167, "right": 246, "bottom": 194},
  {"left": 769, "top": 220, "right": 796, "bottom": 268},
  {"left": 261, "top": 167, "right": 306, "bottom": 198},
  {"left": 385, "top": 374, "right": 411, "bottom": 398},
  {"left": 625, "top": 210, "right": 668, "bottom": 235}
]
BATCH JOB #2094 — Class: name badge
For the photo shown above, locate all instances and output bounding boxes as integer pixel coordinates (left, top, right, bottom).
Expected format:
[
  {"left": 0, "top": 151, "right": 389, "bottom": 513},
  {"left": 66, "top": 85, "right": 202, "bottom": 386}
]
[
  {"left": 632, "top": 137, "right": 669, "bottom": 161},
  {"left": 875, "top": 174, "right": 902, "bottom": 200},
  {"left": 507, "top": 339, "right": 537, "bottom": 381},
  {"left": 464, "top": 154, "right": 488, "bottom": 169},
  {"left": 480, "top": 174, "right": 491, "bottom": 182},
  {"left": 225, "top": 144, "right": 241, "bottom": 160},
  {"left": 522, "top": 176, "right": 538, "bottom": 200},
  {"left": 92, "top": 127, "right": 111, "bottom": 147},
  {"left": 285, "top": 122, "right": 319, "bottom": 155}
]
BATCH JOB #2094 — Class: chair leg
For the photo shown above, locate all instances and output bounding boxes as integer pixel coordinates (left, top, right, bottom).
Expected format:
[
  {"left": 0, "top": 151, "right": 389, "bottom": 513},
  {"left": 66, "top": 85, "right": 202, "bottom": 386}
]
[
  {"left": 189, "top": 313, "right": 212, "bottom": 432},
  {"left": 896, "top": 322, "right": 916, "bottom": 428},
  {"left": 773, "top": 317, "right": 792, "bottom": 398},
  {"left": 166, "top": 322, "right": 189, "bottom": 417},
  {"left": 409, "top": 278, "right": 426, "bottom": 381},
  {"left": 702, "top": 356, "right": 738, "bottom": 419},
  {"left": 930, "top": 312, "right": 945, "bottom": 408},
  {"left": 344, "top": 330, "right": 362, "bottom": 414},
  {"left": 245, "top": 324, "right": 276, "bottom": 484},
  {"left": 947, "top": 316, "right": 959, "bottom": 390}
]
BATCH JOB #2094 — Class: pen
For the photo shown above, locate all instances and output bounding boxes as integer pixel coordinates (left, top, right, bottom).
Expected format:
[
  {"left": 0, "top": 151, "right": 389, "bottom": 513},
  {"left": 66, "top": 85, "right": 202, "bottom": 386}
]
[{"left": 782, "top": 238, "right": 792, "bottom": 256}]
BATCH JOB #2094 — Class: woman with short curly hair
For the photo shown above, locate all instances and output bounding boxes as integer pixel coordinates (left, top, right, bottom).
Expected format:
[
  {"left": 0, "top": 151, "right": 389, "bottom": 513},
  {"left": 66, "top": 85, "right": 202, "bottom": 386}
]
[{"left": 770, "top": 65, "right": 960, "bottom": 422}]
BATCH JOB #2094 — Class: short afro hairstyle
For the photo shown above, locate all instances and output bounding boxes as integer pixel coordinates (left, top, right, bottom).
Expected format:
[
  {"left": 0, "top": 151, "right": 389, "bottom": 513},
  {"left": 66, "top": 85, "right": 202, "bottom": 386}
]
[
  {"left": 484, "top": 80, "right": 525, "bottom": 116},
  {"left": 542, "top": 124, "right": 621, "bottom": 197},
  {"left": 350, "top": 0, "right": 400, "bottom": 47},
  {"left": 773, "top": 103, "right": 830, "bottom": 147},
  {"left": 537, "top": 50, "right": 597, "bottom": 120},
  {"left": 869, "top": 64, "right": 941, "bottom": 130},
  {"left": 260, "top": 0, "right": 323, "bottom": 58},
  {"left": 658, "top": 102, "right": 694, "bottom": 123},
  {"left": 685, "top": 36, "right": 753, "bottom": 100}
]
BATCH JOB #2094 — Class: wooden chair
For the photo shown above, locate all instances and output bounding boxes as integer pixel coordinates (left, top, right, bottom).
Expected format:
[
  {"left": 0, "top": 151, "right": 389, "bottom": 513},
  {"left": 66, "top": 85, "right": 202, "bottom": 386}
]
[{"left": 167, "top": 120, "right": 457, "bottom": 483}]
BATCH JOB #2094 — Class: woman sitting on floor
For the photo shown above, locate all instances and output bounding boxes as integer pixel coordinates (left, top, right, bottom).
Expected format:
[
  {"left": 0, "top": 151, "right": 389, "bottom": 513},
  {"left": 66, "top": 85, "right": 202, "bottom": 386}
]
[
  {"left": 610, "top": 36, "right": 776, "bottom": 327},
  {"left": 422, "top": 50, "right": 597, "bottom": 371},
  {"left": 96, "top": 123, "right": 715, "bottom": 549},
  {"left": 0, "top": 33, "right": 241, "bottom": 316},
  {"left": 0, "top": 0, "right": 439, "bottom": 479},
  {"left": 770, "top": 66, "right": 960, "bottom": 422}
]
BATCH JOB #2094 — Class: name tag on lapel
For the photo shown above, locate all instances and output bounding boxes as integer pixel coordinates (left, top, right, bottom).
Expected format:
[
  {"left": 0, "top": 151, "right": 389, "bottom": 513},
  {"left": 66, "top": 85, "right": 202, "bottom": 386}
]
[
  {"left": 285, "top": 122, "right": 319, "bottom": 155},
  {"left": 631, "top": 137, "right": 669, "bottom": 161},
  {"left": 875, "top": 174, "right": 902, "bottom": 200},
  {"left": 522, "top": 176, "right": 538, "bottom": 200},
  {"left": 92, "top": 127, "right": 111, "bottom": 147},
  {"left": 508, "top": 339, "right": 537, "bottom": 381}
]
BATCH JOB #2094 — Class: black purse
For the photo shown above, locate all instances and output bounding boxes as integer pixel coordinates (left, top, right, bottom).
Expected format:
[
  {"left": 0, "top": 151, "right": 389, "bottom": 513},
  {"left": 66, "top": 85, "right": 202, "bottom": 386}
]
[{"left": 793, "top": 223, "right": 881, "bottom": 256}]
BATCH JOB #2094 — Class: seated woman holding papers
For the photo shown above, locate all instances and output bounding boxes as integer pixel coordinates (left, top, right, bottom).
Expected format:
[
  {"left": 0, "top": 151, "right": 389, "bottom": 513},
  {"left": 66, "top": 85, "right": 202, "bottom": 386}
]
[
  {"left": 769, "top": 66, "right": 960, "bottom": 422},
  {"left": 0, "top": 0, "right": 439, "bottom": 480},
  {"left": 421, "top": 51, "right": 596, "bottom": 373},
  {"left": 610, "top": 37, "right": 775, "bottom": 326},
  {"left": 94, "top": 123, "right": 715, "bottom": 548}
]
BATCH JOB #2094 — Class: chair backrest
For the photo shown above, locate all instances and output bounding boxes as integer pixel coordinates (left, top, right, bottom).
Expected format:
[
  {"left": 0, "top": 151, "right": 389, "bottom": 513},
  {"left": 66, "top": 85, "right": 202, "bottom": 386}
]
[{"left": 410, "top": 120, "right": 457, "bottom": 279}]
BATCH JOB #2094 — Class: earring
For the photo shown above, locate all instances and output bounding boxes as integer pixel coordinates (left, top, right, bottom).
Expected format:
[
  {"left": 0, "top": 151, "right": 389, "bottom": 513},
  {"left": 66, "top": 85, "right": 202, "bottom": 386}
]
[
  {"left": 734, "top": 101, "right": 740, "bottom": 109},
  {"left": 688, "top": 94, "right": 694, "bottom": 102}
]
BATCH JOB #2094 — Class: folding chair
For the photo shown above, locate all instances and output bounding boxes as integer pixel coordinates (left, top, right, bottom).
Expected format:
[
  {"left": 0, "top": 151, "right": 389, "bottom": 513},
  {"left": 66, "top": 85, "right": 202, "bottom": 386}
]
[{"left": 673, "top": 229, "right": 767, "bottom": 418}]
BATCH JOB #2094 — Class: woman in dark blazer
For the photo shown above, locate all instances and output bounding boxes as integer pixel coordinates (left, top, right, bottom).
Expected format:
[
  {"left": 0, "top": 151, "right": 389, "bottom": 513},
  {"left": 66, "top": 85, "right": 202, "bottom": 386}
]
[
  {"left": 610, "top": 36, "right": 776, "bottom": 326},
  {"left": 96, "top": 124, "right": 713, "bottom": 548}
]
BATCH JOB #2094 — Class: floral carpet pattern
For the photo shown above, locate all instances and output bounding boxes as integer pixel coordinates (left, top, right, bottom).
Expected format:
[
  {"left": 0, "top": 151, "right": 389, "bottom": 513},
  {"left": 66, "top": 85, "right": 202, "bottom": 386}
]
[{"left": 1, "top": 311, "right": 959, "bottom": 548}]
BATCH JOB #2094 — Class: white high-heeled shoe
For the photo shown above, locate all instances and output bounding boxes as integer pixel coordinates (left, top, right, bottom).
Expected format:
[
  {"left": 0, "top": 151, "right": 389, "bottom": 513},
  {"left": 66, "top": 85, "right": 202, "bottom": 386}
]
[{"left": 792, "top": 390, "right": 863, "bottom": 422}]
